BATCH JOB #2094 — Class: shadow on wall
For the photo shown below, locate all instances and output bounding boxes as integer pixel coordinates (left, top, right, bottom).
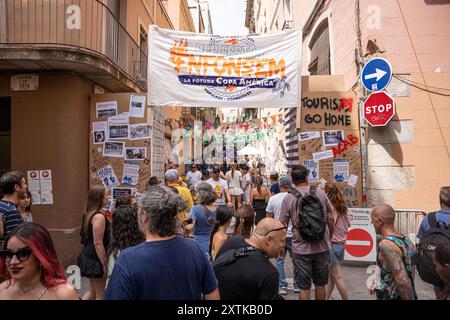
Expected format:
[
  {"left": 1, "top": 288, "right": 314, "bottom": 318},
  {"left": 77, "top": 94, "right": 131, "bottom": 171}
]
[{"left": 49, "top": 228, "right": 83, "bottom": 268}]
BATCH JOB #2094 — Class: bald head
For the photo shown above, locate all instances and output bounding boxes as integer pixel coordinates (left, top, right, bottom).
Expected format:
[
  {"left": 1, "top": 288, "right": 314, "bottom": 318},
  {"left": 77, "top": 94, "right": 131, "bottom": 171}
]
[
  {"left": 372, "top": 204, "right": 396, "bottom": 225},
  {"left": 255, "top": 218, "right": 285, "bottom": 236}
]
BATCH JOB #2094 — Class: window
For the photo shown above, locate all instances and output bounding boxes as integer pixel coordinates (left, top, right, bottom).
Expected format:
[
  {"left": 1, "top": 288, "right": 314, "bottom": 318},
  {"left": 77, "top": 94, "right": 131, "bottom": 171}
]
[
  {"left": 140, "top": 26, "right": 148, "bottom": 55},
  {"left": 308, "top": 19, "right": 331, "bottom": 75}
]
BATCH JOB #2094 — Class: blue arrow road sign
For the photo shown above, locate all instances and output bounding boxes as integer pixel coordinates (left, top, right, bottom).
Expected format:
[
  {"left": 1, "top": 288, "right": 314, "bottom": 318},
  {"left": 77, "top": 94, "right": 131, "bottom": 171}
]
[{"left": 361, "top": 57, "right": 392, "bottom": 92}]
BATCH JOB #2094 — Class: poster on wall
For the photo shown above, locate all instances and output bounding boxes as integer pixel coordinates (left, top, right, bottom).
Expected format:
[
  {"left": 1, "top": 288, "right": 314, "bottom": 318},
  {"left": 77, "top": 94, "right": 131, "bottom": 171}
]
[
  {"left": 148, "top": 25, "right": 302, "bottom": 108},
  {"left": 26, "top": 170, "right": 53, "bottom": 205},
  {"left": 304, "top": 160, "right": 319, "bottom": 183},
  {"left": 97, "top": 165, "right": 120, "bottom": 188},
  {"left": 27, "top": 170, "right": 41, "bottom": 205},
  {"left": 108, "top": 124, "right": 130, "bottom": 140},
  {"left": 122, "top": 161, "right": 140, "bottom": 186},
  {"left": 333, "top": 159, "right": 350, "bottom": 182},
  {"left": 96, "top": 101, "right": 118, "bottom": 119},
  {"left": 129, "top": 95, "right": 146, "bottom": 118},
  {"left": 297, "top": 91, "right": 362, "bottom": 209},
  {"left": 39, "top": 170, "right": 54, "bottom": 205},
  {"left": 93, "top": 122, "right": 107, "bottom": 144}
]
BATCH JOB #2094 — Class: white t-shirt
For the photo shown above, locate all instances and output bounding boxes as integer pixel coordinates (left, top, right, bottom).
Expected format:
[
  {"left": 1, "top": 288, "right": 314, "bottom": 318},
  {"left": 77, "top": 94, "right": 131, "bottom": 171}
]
[
  {"left": 266, "top": 192, "right": 293, "bottom": 238},
  {"left": 206, "top": 178, "right": 229, "bottom": 206},
  {"left": 186, "top": 170, "right": 202, "bottom": 187},
  {"left": 242, "top": 173, "right": 252, "bottom": 193},
  {"left": 225, "top": 170, "right": 242, "bottom": 189}
]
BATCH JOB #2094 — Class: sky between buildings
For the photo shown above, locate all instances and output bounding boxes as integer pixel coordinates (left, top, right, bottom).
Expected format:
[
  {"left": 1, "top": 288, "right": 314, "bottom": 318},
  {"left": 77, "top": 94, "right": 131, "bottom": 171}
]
[{"left": 208, "top": 0, "right": 249, "bottom": 36}]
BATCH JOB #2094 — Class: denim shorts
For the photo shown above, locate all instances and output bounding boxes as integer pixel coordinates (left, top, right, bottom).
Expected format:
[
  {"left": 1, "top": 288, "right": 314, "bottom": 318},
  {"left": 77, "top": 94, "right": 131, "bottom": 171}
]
[
  {"left": 293, "top": 250, "right": 330, "bottom": 290},
  {"left": 329, "top": 243, "right": 345, "bottom": 267}
]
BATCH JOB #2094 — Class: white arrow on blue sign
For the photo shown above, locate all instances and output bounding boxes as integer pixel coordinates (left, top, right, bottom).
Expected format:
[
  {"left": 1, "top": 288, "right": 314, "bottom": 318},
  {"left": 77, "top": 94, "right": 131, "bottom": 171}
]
[{"left": 361, "top": 57, "right": 392, "bottom": 92}]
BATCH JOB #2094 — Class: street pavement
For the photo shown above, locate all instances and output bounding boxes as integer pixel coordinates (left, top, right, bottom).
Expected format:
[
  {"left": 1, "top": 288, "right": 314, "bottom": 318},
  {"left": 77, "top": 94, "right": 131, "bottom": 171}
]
[{"left": 277, "top": 258, "right": 436, "bottom": 300}]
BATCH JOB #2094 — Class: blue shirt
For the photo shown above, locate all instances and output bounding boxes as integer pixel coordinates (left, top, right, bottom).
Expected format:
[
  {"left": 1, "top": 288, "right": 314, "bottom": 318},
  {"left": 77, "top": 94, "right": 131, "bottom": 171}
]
[
  {"left": 191, "top": 205, "right": 216, "bottom": 254},
  {"left": 104, "top": 237, "right": 218, "bottom": 300},
  {"left": 0, "top": 200, "right": 23, "bottom": 240},
  {"left": 417, "top": 210, "right": 450, "bottom": 240},
  {"left": 270, "top": 183, "right": 280, "bottom": 195}
]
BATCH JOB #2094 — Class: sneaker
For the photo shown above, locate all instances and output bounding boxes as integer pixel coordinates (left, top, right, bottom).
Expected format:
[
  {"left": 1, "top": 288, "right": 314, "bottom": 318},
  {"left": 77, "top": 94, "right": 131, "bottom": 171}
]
[
  {"left": 293, "top": 287, "right": 300, "bottom": 293},
  {"left": 279, "top": 286, "right": 288, "bottom": 295}
]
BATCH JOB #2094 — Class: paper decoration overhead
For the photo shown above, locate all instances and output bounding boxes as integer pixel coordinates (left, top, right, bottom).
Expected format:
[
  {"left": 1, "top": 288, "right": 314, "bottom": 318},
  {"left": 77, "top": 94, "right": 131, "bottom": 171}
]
[{"left": 148, "top": 25, "right": 302, "bottom": 108}]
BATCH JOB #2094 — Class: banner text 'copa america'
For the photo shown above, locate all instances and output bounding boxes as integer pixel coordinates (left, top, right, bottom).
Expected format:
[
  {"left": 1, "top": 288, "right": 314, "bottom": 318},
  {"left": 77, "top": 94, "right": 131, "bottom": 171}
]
[{"left": 148, "top": 26, "right": 302, "bottom": 108}]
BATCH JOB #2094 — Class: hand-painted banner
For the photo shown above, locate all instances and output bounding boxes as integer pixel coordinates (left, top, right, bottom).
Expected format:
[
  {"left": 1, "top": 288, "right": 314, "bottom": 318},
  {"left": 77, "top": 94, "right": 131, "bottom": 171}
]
[{"left": 148, "top": 25, "right": 302, "bottom": 108}]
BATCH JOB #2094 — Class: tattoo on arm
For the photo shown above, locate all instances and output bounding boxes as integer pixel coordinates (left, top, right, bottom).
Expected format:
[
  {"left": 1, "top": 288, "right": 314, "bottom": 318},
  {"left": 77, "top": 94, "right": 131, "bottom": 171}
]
[{"left": 379, "top": 241, "right": 413, "bottom": 300}]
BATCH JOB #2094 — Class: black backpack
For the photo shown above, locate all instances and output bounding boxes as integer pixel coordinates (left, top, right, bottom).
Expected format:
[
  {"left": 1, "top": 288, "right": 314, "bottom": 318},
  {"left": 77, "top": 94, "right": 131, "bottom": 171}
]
[
  {"left": 289, "top": 186, "right": 326, "bottom": 241},
  {"left": 415, "top": 212, "right": 450, "bottom": 287}
]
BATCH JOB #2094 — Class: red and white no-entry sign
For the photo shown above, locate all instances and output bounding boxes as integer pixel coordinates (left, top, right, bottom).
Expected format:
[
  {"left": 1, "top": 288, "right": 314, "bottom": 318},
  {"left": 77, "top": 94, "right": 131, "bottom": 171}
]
[
  {"left": 363, "top": 91, "right": 395, "bottom": 127},
  {"left": 346, "top": 229, "right": 374, "bottom": 258},
  {"left": 344, "top": 209, "right": 377, "bottom": 262}
]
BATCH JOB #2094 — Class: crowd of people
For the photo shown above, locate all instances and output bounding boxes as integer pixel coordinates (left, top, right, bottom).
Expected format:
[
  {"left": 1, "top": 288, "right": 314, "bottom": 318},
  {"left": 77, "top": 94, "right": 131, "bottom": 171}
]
[{"left": 0, "top": 167, "right": 449, "bottom": 300}]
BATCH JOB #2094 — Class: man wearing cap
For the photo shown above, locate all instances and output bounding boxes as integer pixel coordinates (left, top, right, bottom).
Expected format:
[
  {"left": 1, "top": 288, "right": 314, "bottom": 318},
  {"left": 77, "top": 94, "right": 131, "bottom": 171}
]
[
  {"left": 206, "top": 167, "right": 233, "bottom": 208},
  {"left": 165, "top": 169, "right": 194, "bottom": 221},
  {"left": 266, "top": 176, "right": 299, "bottom": 295}
]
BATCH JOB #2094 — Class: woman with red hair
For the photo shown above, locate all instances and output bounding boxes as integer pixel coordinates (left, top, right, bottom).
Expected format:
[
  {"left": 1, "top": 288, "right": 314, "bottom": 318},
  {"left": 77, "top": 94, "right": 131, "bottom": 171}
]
[{"left": 0, "top": 223, "right": 78, "bottom": 300}]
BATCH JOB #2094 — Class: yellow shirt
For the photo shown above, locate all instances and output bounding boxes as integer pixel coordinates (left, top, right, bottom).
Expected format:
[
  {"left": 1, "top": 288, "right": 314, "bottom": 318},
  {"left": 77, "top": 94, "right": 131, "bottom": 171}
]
[{"left": 168, "top": 183, "right": 194, "bottom": 221}]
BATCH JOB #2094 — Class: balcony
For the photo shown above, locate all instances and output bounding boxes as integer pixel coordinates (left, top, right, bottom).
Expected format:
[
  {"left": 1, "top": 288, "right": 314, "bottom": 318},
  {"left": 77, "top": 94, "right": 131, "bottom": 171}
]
[{"left": 0, "top": 0, "right": 147, "bottom": 92}]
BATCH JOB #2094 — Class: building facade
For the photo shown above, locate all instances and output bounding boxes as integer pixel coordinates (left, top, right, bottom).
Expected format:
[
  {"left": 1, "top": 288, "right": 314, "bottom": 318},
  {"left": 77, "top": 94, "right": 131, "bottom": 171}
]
[
  {"left": 0, "top": 0, "right": 195, "bottom": 266},
  {"left": 246, "top": 0, "right": 450, "bottom": 213}
]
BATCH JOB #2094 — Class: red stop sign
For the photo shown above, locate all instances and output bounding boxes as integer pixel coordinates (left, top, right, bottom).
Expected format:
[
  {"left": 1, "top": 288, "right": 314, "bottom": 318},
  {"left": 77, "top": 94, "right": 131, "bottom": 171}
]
[{"left": 363, "top": 91, "right": 395, "bottom": 127}]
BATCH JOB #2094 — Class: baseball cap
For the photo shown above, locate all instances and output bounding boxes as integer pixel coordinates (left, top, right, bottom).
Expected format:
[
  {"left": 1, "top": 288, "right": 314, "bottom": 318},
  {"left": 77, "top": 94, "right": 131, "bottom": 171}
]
[
  {"left": 165, "top": 169, "right": 179, "bottom": 180},
  {"left": 279, "top": 176, "right": 292, "bottom": 188}
]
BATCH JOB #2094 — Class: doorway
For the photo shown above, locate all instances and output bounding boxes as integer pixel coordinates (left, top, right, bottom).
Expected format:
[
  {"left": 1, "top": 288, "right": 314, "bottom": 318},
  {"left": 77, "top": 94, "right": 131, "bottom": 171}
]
[{"left": 0, "top": 97, "right": 11, "bottom": 176}]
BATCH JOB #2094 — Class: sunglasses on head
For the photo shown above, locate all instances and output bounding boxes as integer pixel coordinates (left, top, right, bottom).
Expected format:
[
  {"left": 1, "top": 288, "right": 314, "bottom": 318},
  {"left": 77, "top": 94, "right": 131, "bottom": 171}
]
[
  {"left": 0, "top": 247, "right": 33, "bottom": 263},
  {"left": 256, "top": 223, "right": 288, "bottom": 237}
]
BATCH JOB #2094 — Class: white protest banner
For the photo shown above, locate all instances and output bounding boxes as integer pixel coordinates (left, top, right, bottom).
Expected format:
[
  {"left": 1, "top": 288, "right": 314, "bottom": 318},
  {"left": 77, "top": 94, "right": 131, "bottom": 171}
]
[
  {"left": 344, "top": 208, "right": 377, "bottom": 262},
  {"left": 148, "top": 25, "right": 301, "bottom": 108}
]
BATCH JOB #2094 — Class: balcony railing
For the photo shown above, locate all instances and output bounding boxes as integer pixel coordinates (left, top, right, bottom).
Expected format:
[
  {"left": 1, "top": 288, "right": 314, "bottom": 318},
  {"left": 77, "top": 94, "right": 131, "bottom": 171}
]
[{"left": 0, "top": 0, "right": 147, "bottom": 87}]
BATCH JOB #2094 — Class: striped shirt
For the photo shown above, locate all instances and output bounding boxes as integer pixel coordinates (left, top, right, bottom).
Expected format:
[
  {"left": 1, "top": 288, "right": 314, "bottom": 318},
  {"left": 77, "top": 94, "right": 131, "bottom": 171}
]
[{"left": 0, "top": 200, "right": 23, "bottom": 240}]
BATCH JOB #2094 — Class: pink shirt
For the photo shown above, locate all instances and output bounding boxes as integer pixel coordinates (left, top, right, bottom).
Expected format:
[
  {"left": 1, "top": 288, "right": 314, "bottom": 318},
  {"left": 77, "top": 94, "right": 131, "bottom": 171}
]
[
  {"left": 331, "top": 209, "right": 351, "bottom": 244},
  {"left": 280, "top": 186, "right": 333, "bottom": 255}
]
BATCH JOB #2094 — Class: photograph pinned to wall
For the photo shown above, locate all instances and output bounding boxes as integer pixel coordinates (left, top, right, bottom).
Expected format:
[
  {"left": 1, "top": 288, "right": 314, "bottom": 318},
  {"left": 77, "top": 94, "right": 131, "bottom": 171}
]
[
  {"left": 93, "top": 121, "right": 107, "bottom": 144},
  {"left": 348, "top": 174, "right": 358, "bottom": 187},
  {"left": 304, "top": 160, "right": 319, "bottom": 183},
  {"left": 298, "top": 131, "right": 321, "bottom": 141},
  {"left": 122, "top": 161, "right": 141, "bottom": 185},
  {"left": 130, "top": 123, "right": 152, "bottom": 140},
  {"left": 319, "top": 178, "right": 328, "bottom": 189},
  {"left": 108, "top": 124, "right": 130, "bottom": 140},
  {"left": 333, "top": 159, "right": 350, "bottom": 182},
  {"left": 96, "top": 101, "right": 118, "bottom": 119},
  {"left": 103, "top": 141, "right": 125, "bottom": 158},
  {"left": 125, "top": 147, "right": 147, "bottom": 161},
  {"left": 323, "top": 130, "right": 344, "bottom": 147},
  {"left": 97, "top": 165, "right": 120, "bottom": 188},
  {"left": 129, "top": 95, "right": 146, "bottom": 118}
]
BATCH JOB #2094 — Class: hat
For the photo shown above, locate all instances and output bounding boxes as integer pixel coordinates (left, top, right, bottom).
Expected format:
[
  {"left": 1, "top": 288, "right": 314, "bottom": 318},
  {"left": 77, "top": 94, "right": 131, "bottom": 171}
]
[
  {"left": 279, "top": 176, "right": 292, "bottom": 188},
  {"left": 165, "top": 169, "right": 179, "bottom": 181}
]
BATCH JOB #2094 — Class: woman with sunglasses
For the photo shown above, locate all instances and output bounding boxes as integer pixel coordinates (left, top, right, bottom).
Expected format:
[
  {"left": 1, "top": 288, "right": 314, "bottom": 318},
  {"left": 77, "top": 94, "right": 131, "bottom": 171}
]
[{"left": 0, "top": 223, "right": 78, "bottom": 300}]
